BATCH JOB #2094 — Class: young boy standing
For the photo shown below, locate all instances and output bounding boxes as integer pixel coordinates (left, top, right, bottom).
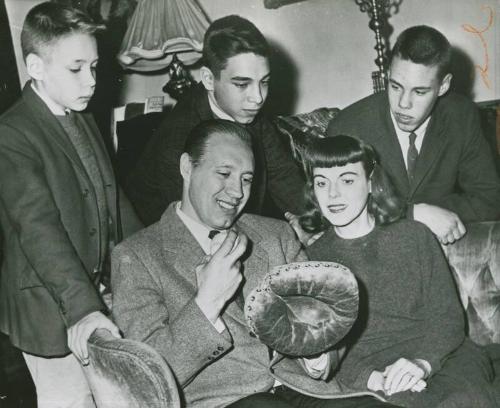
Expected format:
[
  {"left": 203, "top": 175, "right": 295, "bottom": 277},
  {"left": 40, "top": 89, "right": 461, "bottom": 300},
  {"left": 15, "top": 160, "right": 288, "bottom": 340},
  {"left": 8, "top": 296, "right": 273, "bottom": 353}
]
[{"left": 0, "top": 3, "right": 141, "bottom": 407}]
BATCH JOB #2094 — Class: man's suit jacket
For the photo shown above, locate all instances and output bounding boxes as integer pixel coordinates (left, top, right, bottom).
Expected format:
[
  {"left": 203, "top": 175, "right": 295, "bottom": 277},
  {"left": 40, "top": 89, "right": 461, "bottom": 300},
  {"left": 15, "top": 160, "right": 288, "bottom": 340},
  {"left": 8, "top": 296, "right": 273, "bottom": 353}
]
[
  {"left": 124, "top": 83, "right": 305, "bottom": 226},
  {"left": 328, "top": 91, "right": 500, "bottom": 222},
  {"left": 112, "top": 203, "right": 381, "bottom": 407},
  {"left": 0, "top": 84, "right": 142, "bottom": 356}
]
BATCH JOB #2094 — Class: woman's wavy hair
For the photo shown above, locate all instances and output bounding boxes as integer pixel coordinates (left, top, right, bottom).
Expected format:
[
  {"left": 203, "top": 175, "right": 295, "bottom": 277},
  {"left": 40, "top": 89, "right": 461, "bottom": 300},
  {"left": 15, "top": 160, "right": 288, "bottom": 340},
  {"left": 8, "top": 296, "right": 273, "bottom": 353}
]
[{"left": 299, "top": 135, "right": 405, "bottom": 233}]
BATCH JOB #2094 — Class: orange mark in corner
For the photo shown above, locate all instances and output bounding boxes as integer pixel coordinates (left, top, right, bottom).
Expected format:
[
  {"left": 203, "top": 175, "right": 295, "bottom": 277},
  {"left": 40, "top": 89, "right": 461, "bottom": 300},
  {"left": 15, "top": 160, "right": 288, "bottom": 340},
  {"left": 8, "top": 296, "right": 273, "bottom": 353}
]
[{"left": 462, "top": 5, "right": 494, "bottom": 89}]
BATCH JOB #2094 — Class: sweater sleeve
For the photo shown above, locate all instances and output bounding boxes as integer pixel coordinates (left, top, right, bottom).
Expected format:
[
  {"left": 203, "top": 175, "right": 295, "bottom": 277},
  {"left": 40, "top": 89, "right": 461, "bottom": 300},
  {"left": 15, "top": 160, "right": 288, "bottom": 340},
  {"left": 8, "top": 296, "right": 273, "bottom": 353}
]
[{"left": 412, "top": 225, "right": 465, "bottom": 374}]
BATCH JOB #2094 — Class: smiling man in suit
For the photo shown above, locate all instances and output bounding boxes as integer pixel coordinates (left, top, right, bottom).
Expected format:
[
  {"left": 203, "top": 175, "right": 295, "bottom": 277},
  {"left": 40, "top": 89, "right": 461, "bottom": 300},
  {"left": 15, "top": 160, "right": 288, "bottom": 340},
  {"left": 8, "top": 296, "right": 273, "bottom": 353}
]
[
  {"left": 112, "top": 120, "right": 400, "bottom": 407},
  {"left": 328, "top": 25, "right": 500, "bottom": 245}
]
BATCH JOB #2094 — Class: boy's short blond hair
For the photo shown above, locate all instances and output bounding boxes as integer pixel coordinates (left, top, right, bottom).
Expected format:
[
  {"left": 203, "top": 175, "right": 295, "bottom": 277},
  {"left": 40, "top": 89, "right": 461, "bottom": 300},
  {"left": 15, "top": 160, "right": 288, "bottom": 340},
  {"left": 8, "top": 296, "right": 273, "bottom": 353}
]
[{"left": 21, "top": 1, "right": 104, "bottom": 61}]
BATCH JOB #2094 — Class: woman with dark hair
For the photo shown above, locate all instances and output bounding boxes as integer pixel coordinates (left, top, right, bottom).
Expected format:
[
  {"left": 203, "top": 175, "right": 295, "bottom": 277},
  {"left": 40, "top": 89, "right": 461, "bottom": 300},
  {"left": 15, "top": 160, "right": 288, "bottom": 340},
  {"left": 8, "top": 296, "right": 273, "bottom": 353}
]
[
  {"left": 296, "top": 135, "right": 496, "bottom": 407},
  {"left": 299, "top": 135, "right": 404, "bottom": 233}
]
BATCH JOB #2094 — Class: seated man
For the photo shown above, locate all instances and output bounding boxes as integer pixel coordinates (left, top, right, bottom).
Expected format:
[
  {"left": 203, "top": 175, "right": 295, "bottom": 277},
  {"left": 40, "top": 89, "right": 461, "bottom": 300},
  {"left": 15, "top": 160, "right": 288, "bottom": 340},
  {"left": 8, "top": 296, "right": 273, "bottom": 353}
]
[
  {"left": 327, "top": 25, "right": 500, "bottom": 245},
  {"left": 124, "top": 15, "right": 305, "bottom": 226},
  {"left": 112, "top": 120, "right": 398, "bottom": 407}
]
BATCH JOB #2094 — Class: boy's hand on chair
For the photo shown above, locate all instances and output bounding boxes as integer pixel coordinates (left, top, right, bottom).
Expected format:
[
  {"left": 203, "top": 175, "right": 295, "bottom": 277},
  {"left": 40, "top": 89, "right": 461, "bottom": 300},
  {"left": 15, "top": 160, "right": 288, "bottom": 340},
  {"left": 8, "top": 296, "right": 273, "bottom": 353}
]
[{"left": 68, "top": 311, "right": 121, "bottom": 366}]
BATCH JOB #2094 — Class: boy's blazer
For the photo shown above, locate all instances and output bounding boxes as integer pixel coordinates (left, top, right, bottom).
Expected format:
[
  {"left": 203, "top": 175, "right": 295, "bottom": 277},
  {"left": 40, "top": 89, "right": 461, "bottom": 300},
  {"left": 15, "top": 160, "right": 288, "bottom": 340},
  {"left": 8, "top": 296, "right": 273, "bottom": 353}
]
[
  {"left": 328, "top": 91, "right": 500, "bottom": 222},
  {"left": 0, "top": 84, "right": 142, "bottom": 356}
]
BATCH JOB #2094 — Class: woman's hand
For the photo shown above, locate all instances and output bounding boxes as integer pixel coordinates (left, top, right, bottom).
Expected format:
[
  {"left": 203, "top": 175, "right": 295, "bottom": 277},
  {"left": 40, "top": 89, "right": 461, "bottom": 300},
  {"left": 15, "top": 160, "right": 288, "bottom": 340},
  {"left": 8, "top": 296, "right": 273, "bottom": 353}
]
[
  {"left": 367, "top": 370, "right": 386, "bottom": 392},
  {"left": 382, "top": 358, "right": 430, "bottom": 395}
]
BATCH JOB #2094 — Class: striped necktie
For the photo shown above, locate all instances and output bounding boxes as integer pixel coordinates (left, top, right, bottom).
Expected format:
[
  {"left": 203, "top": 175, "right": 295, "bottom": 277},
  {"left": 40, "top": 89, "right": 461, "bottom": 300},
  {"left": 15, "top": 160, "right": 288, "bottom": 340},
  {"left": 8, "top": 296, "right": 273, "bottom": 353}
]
[{"left": 407, "top": 132, "right": 418, "bottom": 182}]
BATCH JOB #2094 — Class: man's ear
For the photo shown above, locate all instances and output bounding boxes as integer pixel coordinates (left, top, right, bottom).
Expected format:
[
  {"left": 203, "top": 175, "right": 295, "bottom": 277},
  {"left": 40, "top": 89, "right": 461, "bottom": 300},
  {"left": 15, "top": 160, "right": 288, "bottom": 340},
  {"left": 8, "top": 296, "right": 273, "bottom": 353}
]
[
  {"left": 200, "top": 66, "right": 215, "bottom": 92},
  {"left": 25, "top": 53, "right": 45, "bottom": 81},
  {"left": 438, "top": 73, "right": 452, "bottom": 96},
  {"left": 179, "top": 152, "right": 193, "bottom": 182}
]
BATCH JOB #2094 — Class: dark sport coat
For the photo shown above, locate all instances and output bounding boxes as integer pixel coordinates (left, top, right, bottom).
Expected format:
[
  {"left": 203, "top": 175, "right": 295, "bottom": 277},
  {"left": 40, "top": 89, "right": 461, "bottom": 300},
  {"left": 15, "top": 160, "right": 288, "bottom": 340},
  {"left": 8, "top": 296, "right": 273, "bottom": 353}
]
[
  {"left": 0, "top": 84, "right": 142, "bottom": 356},
  {"left": 328, "top": 91, "right": 500, "bottom": 222}
]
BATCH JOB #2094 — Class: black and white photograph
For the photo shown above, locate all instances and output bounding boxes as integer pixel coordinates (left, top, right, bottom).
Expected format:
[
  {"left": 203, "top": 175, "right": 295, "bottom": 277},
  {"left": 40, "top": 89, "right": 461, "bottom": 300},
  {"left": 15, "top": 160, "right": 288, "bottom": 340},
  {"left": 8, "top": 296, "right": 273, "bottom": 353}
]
[{"left": 0, "top": 0, "right": 499, "bottom": 407}]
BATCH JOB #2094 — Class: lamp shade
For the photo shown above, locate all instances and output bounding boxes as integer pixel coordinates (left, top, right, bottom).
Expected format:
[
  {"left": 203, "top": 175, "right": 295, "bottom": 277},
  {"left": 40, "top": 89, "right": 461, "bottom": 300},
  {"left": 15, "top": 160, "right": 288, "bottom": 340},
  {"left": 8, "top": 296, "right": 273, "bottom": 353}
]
[{"left": 118, "top": 0, "right": 210, "bottom": 72}]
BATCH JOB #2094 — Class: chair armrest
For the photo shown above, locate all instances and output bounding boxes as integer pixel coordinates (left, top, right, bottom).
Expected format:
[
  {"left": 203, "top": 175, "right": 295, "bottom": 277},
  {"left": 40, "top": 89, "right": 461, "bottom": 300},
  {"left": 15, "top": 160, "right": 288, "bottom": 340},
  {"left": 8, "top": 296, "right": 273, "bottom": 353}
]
[
  {"left": 442, "top": 221, "right": 500, "bottom": 345},
  {"left": 84, "top": 329, "right": 181, "bottom": 407}
]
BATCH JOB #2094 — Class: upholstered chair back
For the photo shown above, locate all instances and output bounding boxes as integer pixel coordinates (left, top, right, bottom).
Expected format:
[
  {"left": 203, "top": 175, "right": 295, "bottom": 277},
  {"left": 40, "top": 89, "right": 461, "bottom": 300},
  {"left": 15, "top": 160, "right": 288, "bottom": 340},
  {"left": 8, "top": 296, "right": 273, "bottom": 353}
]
[
  {"left": 84, "top": 329, "right": 180, "bottom": 408},
  {"left": 442, "top": 221, "right": 500, "bottom": 345}
]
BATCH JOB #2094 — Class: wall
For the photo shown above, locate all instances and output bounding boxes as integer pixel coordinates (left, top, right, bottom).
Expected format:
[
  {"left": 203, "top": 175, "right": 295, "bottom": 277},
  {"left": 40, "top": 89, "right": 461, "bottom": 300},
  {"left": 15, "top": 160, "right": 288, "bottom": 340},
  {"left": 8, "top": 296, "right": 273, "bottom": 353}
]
[
  {"left": 4, "top": 0, "right": 41, "bottom": 89},
  {"left": 5, "top": 0, "right": 500, "bottom": 114},
  {"left": 389, "top": 0, "right": 499, "bottom": 103},
  {"left": 118, "top": 0, "right": 500, "bottom": 112}
]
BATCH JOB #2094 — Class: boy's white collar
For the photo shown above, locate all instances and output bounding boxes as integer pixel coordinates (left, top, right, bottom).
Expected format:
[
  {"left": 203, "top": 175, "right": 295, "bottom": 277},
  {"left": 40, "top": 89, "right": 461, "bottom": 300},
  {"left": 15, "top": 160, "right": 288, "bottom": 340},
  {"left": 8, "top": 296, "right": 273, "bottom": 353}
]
[
  {"left": 207, "top": 91, "right": 235, "bottom": 122},
  {"left": 31, "top": 82, "right": 69, "bottom": 116}
]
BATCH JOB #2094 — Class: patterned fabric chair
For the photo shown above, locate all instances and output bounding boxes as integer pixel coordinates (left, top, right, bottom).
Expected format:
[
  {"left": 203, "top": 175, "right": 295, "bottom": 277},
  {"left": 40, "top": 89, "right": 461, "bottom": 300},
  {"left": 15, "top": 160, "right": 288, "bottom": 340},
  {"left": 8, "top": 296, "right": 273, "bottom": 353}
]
[
  {"left": 83, "top": 329, "right": 180, "bottom": 408},
  {"left": 442, "top": 222, "right": 500, "bottom": 345},
  {"left": 275, "top": 107, "right": 340, "bottom": 172}
]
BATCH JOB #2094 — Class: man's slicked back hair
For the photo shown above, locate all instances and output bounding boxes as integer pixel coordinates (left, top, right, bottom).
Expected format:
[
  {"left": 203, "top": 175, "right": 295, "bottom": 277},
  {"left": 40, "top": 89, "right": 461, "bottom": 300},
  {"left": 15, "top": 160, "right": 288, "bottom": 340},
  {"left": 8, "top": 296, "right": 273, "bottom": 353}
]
[
  {"left": 183, "top": 119, "right": 253, "bottom": 166},
  {"left": 202, "top": 15, "right": 270, "bottom": 78},
  {"left": 391, "top": 25, "right": 452, "bottom": 80},
  {"left": 21, "top": 1, "right": 104, "bottom": 61}
]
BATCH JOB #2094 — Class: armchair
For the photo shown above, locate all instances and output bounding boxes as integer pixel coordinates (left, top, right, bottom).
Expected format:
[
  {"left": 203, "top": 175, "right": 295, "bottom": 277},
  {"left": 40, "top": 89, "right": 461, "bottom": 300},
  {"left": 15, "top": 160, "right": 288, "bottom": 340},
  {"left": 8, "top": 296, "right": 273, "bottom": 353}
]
[
  {"left": 83, "top": 329, "right": 180, "bottom": 408},
  {"left": 442, "top": 221, "right": 500, "bottom": 345}
]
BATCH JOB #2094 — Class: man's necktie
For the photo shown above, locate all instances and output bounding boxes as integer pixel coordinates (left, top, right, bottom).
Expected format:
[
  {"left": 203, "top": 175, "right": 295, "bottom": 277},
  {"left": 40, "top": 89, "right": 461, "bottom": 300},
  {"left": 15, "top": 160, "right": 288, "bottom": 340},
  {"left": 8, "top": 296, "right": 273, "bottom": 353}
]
[
  {"left": 208, "top": 229, "right": 244, "bottom": 309},
  {"left": 407, "top": 132, "right": 418, "bottom": 183}
]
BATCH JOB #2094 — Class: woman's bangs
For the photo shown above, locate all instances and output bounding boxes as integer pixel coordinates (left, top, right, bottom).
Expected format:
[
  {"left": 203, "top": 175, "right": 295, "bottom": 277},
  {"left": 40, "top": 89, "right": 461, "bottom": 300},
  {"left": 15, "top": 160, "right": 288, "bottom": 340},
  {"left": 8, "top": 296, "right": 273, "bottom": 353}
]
[{"left": 305, "top": 136, "right": 365, "bottom": 169}]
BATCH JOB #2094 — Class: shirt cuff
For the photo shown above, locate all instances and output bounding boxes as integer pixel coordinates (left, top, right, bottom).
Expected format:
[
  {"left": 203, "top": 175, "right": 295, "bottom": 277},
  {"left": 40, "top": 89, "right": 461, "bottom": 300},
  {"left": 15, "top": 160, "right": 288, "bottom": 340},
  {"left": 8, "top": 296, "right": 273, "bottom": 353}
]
[
  {"left": 414, "top": 358, "right": 432, "bottom": 378},
  {"left": 303, "top": 353, "right": 329, "bottom": 378},
  {"left": 212, "top": 317, "right": 226, "bottom": 333}
]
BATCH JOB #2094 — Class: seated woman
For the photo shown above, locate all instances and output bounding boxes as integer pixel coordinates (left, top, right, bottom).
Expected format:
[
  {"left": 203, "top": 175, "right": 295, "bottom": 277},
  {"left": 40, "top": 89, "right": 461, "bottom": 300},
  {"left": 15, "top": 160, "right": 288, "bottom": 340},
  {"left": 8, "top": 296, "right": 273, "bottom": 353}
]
[{"left": 296, "top": 135, "right": 496, "bottom": 408}]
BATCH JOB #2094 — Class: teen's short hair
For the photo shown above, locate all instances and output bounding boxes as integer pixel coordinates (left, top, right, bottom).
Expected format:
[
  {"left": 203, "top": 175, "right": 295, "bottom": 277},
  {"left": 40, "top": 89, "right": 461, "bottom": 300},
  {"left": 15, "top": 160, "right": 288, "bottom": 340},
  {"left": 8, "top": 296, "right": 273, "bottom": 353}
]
[
  {"left": 390, "top": 25, "right": 451, "bottom": 80},
  {"left": 202, "top": 15, "right": 269, "bottom": 77},
  {"left": 299, "top": 135, "right": 405, "bottom": 233},
  {"left": 183, "top": 119, "right": 253, "bottom": 166},
  {"left": 21, "top": 1, "right": 104, "bottom": 61}
]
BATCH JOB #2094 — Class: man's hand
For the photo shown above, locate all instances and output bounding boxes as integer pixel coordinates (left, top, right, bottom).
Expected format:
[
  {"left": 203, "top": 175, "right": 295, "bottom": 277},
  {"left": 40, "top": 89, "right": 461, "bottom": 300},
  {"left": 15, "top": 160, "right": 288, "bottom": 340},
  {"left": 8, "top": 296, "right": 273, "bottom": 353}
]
[
  {"left": 284, "top": 212, "right": 324, "bottom": 246},
  {"left": 67, "top": 311, "right": 121, "bottom": 366},
  {"left": 195, "top": 231, "right": 248, "bottom": 323},
  {"left": 382, "top": 358, "right": 430, "bottom": 396},
  {"left": 413, "top": 203, "right": 466, "bottom": 245}
]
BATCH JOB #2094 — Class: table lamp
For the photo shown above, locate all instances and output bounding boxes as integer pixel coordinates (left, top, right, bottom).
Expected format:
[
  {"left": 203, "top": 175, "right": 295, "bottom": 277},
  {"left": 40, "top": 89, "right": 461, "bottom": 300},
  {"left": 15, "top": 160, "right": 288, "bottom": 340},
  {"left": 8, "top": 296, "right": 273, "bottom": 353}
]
[{"left": 117, "top": 0, "right": 210, "bottom": 99}]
